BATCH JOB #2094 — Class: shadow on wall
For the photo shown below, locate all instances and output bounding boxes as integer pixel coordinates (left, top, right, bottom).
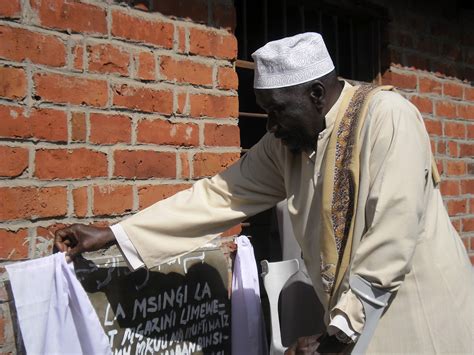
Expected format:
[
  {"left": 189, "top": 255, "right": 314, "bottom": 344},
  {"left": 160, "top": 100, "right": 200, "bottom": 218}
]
[
  {"left": 115, "top": 0, "right": 236, "bottom": 31},
  {"left": 375, "top": 0, "right": 474, "bottom": 83}
]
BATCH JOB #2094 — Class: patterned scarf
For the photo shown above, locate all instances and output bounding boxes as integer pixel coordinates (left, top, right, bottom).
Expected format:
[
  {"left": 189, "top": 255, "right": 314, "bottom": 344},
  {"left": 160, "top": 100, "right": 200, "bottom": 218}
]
[
  {"left": 319, "top": 83, "right": 441, "bottom": 303},
  {"left": 319, "top": 84, "right": 393, "bottom": 299}
]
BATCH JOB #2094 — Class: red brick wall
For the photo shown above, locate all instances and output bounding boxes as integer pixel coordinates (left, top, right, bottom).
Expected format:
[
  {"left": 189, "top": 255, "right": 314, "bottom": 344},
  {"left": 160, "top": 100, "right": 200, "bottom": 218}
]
[
  {"left": 375, "top": 0, "right": 474, "bottom": 262},
  {"left": 0, "top": 0, "right": 238, "bottom": 351}
]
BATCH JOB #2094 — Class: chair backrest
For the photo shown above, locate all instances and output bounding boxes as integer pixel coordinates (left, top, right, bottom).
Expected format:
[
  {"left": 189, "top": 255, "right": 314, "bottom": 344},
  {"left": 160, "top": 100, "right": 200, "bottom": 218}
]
[{"left": 261, "top": 259, "right": 300, "bottom": 355}]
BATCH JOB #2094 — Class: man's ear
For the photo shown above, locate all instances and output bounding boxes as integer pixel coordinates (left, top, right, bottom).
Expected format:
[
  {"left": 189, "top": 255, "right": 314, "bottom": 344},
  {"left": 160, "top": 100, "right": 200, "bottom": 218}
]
[{"left": 310, "top": 81, "right": 326, "bottom": 112}]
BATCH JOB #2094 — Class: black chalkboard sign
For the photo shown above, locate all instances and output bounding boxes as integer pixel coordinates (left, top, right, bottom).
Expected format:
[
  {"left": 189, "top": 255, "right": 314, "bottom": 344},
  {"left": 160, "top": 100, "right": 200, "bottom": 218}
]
[{"left": 73, "top": 246, "right": 231, "bottom": 355}]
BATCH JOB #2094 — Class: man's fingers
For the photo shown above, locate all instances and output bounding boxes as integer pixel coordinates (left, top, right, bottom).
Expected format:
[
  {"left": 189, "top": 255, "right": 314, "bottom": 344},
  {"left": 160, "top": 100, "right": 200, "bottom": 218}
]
[
  {"left": 54, "top": 228, "right": 70, "bottom": 252},
  {"left": 55, "top": 226, "right": 79, "bottom": 254},
  {"left": 66, "top": 244, "right": 83, "bottom": 260},
  {"left": 284, "top": 343, "right": 296, "bottom": 355}
]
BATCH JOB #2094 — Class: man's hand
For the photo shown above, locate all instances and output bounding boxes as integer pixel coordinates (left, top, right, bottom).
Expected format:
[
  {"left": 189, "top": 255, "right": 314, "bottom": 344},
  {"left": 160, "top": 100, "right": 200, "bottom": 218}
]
[
  {"left": 285, "top": 334, "right": 322, "bottom": 355},
  {"left": 55, "top": 224, "right": 116, "bottom": 261}
]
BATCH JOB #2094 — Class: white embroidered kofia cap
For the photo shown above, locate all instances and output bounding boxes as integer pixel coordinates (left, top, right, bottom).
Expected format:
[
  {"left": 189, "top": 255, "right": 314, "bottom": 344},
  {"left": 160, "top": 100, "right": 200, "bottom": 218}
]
[{"left": 251, "top": 32, "right": 335, "bottom": 89}]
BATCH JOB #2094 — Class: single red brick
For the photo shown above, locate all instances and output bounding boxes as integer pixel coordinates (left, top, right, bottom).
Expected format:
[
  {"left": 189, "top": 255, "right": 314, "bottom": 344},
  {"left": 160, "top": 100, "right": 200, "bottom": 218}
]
[
  {"left": 461, "top": 180, "right": 474, "bottom": 194},
  {"left": 31, "top": 0, "right": 107, "bottom": 34},
  {"left": 0, "top": 105, "right": 68, "bottom": 142},
  {"left": 458, "top": 105, "right": 474, "bottom": 120},
  {"left": 136, "top": 119, "right": 198, "bottom": 146},
  {"left": 160, "top": 56, "right": 213, "bottom": 86},
  {"left": 90, "top": 113, "right": 131, "bottom": 144},
  {"left": 72, "top": 42, "right": 84, "bottom": 71},
  {"left": 177, "top": 26, "right": 186, "bottom": 53},
  {"left": 405, "top": 53, "right": 430, "bottom": 70},
  {"left": 446, "top": 160, "right": 466, "bottom": 176},
  {"left": 390, "top": 31, "right": 413, "bottom": 47},
  {"left": 180, "top": 152, "right": 190, "bottom": 179},
  {"left": 409, "top": 96, "right": 432, "bottom": 114},
  {"left": 381, "top": 70, "right": 417, "bottom": 90},
  {"left": 0, "top": 0, "right": 21, "bottom": 17},
  {"left": 437, "top": 140, "right": 446, "bottom": 155},
  {"left": 136, "top": 51, "right": 155, "bottom": 81},
  {"left": 0, "top": 66, "right": 26, "bottom": 99},
  {"left": 71, "top": 111, "right": 86, "bottom": 142},
  {"left": 204, "top": 123, "right": 240, "bottom": 147},
  {"left": 0, "top": 146, "right": 28, "bottom": 177},
  {"left": 441, "top": 42, "right": 462, "bottom": 61},
  {"left": 189, "top": 94, "right": 238, "bottom": 118},
  {"left": 217, "top": 66, "right": 238, "bottom": 90},
  {"left": 0, "top": 186, "right": 67, "bottom": 220},
  {"left": 114, "top": 150, "right": 176, "bottom": 179},
  {"left": 73, "top": 186, "right": 88, "bottom": 217},
  {"left": 443, "top": 82, "right": 463, "bottom": 98},
  {"left": 0, "top": 229, "right": 28, "bottom": 260},
  {"left": 447, "top": 199, "right": 467, "bottom": 216},
  {"left": 465, "top": 87, "right": 474, "bottom": 101},
  {"left": 447, "top": 141, "right": 459, "bottom": 157},
  {"left": 444, "top": 121, "right": 465, "bottom": 138},
  {"left": 193, "top": 152, "right": 239, "bottom": 178},
  {"left": 138, "top": 184, "right": 191, "bottom": 209},
  {"left": 88, "top": 43, "right": 130, "bottom": 76},
  {"left": 462, "top": 218, "right": 474, "bottom": 232},
  {"left": 34, "top": 72, "right": 108, "bottom": 107},
  {"left": 93, "top": 185, "right": 133, "bottom": 215},
  {"left": 470, "top": 199, "right": 474, "bottom": 214},
  {"left": 459, "top": 143, "right": 474, "bottom": 158},
  {"left": 419, "top": 77, "right": 442, "bottom": 95},
  {"left": 469, "top": 164, "right": 474, "bottom": 177},
  {"left": 430, "top": 139, "right": 436, "bottom": 154},
  {"left": 112, "top": 10, "right": 173, "bottom": 48},
  {"left": 0, "top": 25, "right": 66, "bottom": 67},
  {"left": 112, "top": 83, "right": 173, "bottom": 114},
  {"left": 467, "top": 124, "right": 474, "bottom": 139},
  {"left": 189, "top": 28, "right": 237, "bottom": 59},
  {"left": 35, "top": 148, "right": 108, "bottom": 179},
  {"left": 435, "top": 101, "right": 457, "bottom": 118},
  {"left": 424, "top": 119, "right": 442, "bottom": 136},
  {"left": 176, "top": 92, "right": 187, "bottom": 114},
  {"left": 440, "top": 180, "right": 460, "bottom": 196}
]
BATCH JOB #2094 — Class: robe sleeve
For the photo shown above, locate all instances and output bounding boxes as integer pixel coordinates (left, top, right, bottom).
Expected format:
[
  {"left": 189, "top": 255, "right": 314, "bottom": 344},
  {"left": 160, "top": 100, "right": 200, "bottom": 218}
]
[
  {"left": 330, "top": 92, "right": 432, "bottom": 334},
  {"left": 118, "top": 133, "right": 286, "bottom": 269}
]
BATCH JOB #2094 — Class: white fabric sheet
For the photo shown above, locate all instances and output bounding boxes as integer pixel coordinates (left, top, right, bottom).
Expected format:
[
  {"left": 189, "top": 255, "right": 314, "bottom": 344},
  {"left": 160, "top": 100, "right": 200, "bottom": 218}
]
[
  {"left": 231, "top": 236, "right": 268, "bottom": 355},
  {"left": 6, "top": 253, "right": 112, "bottom": 355}
]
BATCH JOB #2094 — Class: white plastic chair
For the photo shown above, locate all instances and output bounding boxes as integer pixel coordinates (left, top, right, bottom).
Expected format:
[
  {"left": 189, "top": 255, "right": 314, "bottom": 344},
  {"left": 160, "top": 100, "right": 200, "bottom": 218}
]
[{"left": 261, "top": 259, "right": 300, "bottom": 355}]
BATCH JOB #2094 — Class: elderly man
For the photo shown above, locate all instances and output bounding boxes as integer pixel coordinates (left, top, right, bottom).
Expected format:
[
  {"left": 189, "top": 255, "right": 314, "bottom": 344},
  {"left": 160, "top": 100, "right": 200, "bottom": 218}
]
[{"left": 56, "top": 33, "right": 473, "bottom": 354}]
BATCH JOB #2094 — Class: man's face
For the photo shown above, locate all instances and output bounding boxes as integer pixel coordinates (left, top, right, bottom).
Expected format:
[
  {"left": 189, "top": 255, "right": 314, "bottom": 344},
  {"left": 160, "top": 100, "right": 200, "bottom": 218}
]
[{"left": 255, "top": 86, "right": 324, "bottom": 154}]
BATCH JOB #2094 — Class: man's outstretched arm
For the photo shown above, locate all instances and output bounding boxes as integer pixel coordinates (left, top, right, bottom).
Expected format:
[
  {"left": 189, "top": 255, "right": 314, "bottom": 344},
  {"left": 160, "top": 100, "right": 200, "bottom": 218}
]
[{"left": 55, "top": 133, "right": 286, "bottom": 266}]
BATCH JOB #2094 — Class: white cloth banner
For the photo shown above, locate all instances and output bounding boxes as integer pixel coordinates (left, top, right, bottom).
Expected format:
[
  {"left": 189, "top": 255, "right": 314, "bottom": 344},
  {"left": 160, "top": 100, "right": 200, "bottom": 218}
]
[
  {"left": 231, "top": 235, "right": 268, "bottom": 355},
  {"left": 6, "top": 253, "right": 112, "bottom": 355}
]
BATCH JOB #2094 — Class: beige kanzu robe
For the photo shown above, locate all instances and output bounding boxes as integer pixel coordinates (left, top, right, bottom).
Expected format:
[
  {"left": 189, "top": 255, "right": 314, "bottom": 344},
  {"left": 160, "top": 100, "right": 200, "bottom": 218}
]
[{"left": 119, "top": 81, "right": 474, "bottom": 353}]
